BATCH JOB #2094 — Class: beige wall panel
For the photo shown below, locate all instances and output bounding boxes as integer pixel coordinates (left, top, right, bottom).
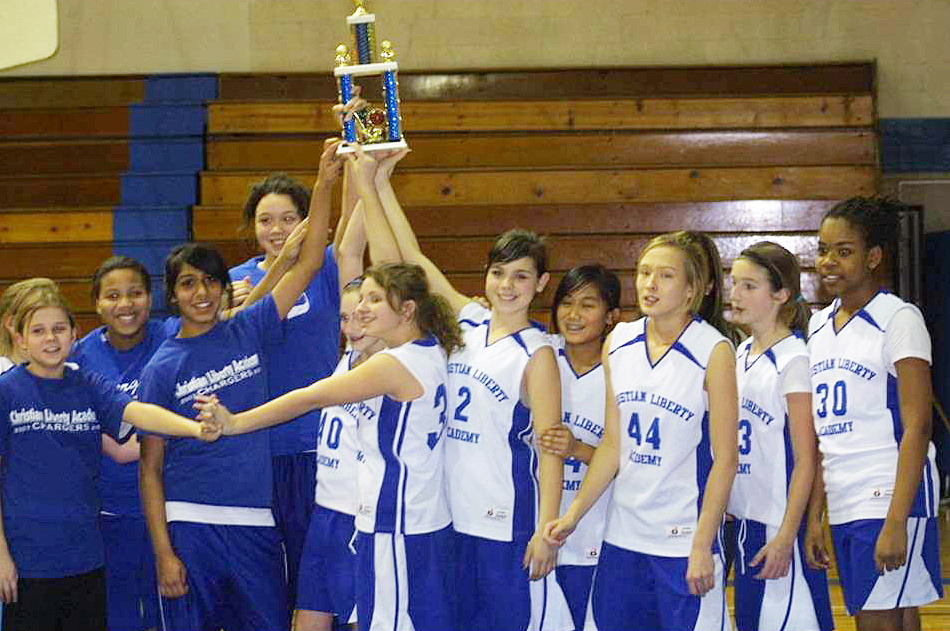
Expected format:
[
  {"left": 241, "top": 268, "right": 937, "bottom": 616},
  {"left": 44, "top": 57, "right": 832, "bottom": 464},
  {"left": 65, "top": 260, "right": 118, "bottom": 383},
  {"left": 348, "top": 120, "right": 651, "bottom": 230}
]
[{"left": 2, "top": 0, "right": 949, "bottom": 117}]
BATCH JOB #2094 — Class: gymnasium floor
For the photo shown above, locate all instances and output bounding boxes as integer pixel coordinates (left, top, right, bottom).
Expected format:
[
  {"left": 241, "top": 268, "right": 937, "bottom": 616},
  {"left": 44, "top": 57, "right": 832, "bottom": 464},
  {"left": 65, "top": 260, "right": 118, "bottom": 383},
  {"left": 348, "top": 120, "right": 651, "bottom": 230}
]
[{"left": 725, "top": 506, "right": 950, "bottom": 630}]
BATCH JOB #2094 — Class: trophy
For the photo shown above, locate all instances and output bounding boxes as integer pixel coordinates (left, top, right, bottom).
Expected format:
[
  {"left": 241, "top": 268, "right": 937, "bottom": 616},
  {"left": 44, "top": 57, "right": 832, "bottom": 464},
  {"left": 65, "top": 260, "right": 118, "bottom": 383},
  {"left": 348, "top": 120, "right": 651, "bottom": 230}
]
[{"left": 335, "top": 0, "right": 407, "bottom": 154}]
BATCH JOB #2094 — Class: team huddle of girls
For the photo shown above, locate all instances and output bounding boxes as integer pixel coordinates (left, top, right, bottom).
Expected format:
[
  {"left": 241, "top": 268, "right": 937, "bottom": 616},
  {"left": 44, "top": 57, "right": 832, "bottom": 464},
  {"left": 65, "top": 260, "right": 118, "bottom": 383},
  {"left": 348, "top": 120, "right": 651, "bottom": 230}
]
[{"left": 0, "top": 127, "right": 942, "bottom": 631}]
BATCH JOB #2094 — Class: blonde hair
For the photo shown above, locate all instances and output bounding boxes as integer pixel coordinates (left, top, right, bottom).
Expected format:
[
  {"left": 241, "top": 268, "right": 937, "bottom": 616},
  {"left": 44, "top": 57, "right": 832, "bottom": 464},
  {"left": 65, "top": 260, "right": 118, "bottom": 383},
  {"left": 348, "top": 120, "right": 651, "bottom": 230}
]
[
  {"left": 639, "top": 232, "right": 709, "bottom": 315},
  {"left": 12, "top": 285, "right": 75, "bottom": 337},
  {"left": 0, "top": 278, "right": 57, "bottom": 356}
]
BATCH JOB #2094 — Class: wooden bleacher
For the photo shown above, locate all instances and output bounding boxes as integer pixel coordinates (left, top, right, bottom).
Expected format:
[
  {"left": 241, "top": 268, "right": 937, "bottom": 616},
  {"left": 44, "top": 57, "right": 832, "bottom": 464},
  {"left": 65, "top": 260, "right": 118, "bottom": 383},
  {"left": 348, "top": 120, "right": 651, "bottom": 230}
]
[
  {"left": 199, "top": 63, "right": 877, "bottom": 324},
  {"left": 0, "top": 63, "right": 947, "bottom": 628},
  {"left": 0, "top": 77, "right": 144, "bottom": 333}
]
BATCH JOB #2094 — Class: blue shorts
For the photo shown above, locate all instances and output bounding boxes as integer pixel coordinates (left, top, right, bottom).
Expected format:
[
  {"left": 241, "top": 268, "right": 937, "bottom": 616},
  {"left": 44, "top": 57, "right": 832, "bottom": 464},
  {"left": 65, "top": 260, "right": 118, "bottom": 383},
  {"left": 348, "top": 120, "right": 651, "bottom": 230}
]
[
  {"left": 296, "top": 504, "right": 357, "bottom": 622},
  {"left": 272, "top": 452, "right": 317, "bottom": 610},
  {"left": 454, "top": 530, "right": 572, "bottom": 631},
  {"left": 355, "top": 527, "right": 455, "bottom": 631},
  {"left": 830, "top": 517, "right": 943, "bottom": 615},
  {"left": 556, "top": 564, "right": 596, "bottom": 631},
  {"left": 587, "top": 542, "right": 729, "bottom": 631},
  {"left": 101, "top": 513, "right": 158, "bottom": 631},
  {"left": 732, "top": 519, "right": 833, "bottom": 631},
  {"left": 158, "top": 522, "right": 288, "bottom": 631}
]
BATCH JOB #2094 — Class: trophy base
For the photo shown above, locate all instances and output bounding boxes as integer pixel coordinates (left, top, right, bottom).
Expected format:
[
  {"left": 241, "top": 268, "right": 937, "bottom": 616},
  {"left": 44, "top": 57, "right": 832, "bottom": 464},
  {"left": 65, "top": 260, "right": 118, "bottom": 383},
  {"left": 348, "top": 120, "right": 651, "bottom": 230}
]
[{"left": 336, "top": 139, "right": 408, "bottom": 154}]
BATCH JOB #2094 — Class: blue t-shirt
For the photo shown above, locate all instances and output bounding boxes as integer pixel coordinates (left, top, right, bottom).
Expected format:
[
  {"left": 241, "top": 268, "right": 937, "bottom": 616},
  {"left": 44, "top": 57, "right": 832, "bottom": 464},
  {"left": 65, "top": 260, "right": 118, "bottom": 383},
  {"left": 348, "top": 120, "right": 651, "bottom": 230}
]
[
  {"left": 229, "top": 246, "right": 340, "bottom": 455},
  {"left": 71, "top": 319, "right": 170, "bottom": 517},
  {"left": 0, "top": 365, "right": 132, "bottom": 578},
  {"left": 138, "top": 296, "right": 282, "bottom": 510}
]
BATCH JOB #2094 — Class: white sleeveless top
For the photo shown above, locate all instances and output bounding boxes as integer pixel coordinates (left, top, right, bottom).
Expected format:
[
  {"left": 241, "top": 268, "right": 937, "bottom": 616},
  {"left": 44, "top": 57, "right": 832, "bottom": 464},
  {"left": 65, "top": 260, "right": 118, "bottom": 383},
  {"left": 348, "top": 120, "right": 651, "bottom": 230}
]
[
  {"left": 604, "top": 317, "right": 728, "bottom": 556},
  {"left": 355, "top": 337, "right": 452, "bottom": 535},
  {"left": 315, "top": 349, "right": 380, "bottom": 516},
  {"left": 444, "top": 303, "right": 554, "bottom": 541},
  {"left": 554, "top": 336, "right": 612, "bottom": 566}
]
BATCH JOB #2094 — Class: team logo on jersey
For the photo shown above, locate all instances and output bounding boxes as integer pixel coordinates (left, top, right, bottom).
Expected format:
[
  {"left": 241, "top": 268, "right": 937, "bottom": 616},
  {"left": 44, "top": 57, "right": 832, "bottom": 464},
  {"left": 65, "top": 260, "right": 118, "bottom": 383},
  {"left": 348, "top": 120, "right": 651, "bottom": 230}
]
[
  {"left": 174, "top": 354, "right": 262, "bottom": 402},
  {"left": 10, "top": 407, "right": 100, "bottom": 434},
  {"left": 287, "top": 291, "right": 311, "bottom": 320}
]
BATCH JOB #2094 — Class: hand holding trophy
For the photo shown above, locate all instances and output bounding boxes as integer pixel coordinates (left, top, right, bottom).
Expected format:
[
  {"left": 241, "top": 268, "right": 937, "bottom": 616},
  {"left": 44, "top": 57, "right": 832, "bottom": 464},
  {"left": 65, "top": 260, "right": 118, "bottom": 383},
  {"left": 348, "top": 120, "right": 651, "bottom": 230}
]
[{"left": 335, "top": 0, "right": 407, "bottom": 154}]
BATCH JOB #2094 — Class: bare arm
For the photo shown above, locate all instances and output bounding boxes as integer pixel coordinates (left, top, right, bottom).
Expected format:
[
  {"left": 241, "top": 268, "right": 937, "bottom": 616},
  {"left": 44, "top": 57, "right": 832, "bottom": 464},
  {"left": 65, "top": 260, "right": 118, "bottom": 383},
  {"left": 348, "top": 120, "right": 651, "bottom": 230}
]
[
  {"left": 347, "top": 148, "right": 402, "bottom": 265},
  {"left": 876, "top": 356, "right": 933, "bottom": 573},
  {"left": 140, "top": 435, "right": 188, "bottom": 598},
  {"left": 373, "top": 167, "right": 471, "bottom": 314},
  {"left": 687, "top": 340, "right": 738, "bottom": 596},
  {"left": 102, "top": 433, "right": 140, "bottom": 464},
  {"left": 804, "top": 449, "right": 830, "bottom": 569},
  {"left": 337, "top": 201, "right": 367, "bottom": 288},
  {"left": 334, "top": 159, "right": 360, "bottom": 256},
  {"left": 121, "top": 401, "right": 218, "bottom": 440},
  {"left": 544, "top": 335, "right": 620, "bottom": 543},
  {"left": 269, "top": 138, "right": 342, "bottom": 319},
  {"left": 751, "top": 391, "right": 817, "bottom": 579},
  {"left": 210, "top": 353, "right": 421, "bottom": 435},
  {"left": 523, "top": 346, "right": 563, "bottom": 579}
]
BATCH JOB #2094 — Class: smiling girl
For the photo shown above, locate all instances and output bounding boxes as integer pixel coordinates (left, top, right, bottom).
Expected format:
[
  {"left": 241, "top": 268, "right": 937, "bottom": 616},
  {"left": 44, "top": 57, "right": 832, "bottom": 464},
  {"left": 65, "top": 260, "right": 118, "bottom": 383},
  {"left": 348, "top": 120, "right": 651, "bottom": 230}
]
[
  {"left": 545, "top": 232, "right": 738, "bottom": 631},
  {"left": 726, "top": 242, "right": 833, "bottom": 631},
  {"left": 228, "top": 167, "right": 365, "bottom": 615},
  {"left": 71, "top": 256, "right": 168, "bottom": 631},
  {"left": 198, "top": 261, "right": 463, "bottom": 631},
  {"left": 535, "top": 264, "right": 621, "bottom": 631},
  {"left": 806, "top": 198, "right": 942, "bottom": 631},
  {"left": 353, "top": 149, "right": 572, "bottom": 630},
  {"left": 0, "top": 285, "right": 220, "bottom": 631},
  {"left": 137, "top": 138, "right": 343, "bottom": 631}
]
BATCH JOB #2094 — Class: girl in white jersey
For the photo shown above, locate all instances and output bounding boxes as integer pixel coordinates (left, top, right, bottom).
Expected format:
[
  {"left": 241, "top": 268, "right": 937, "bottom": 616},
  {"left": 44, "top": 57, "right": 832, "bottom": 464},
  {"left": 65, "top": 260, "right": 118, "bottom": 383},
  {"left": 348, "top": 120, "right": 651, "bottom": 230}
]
[
  {"left": 805, "top": 197, "right": 942, "bottom": 631},
  {"left": 358, "top": 149, "right": 571, "bottom": 631},
  {"left": 545, "top": 231, "right": 739, "bottom": 631},
  {"left": 727, "top": 242, "right": 833, "bottom": 631},
  {"left": 198, "top": 261, "right": 463, "bottom": 631},
  {"left": 536, "top": 265, "right": 621, "bottom": 631},
  {"left": 294, "top": 278, "right": 386, "bottom": 631}
]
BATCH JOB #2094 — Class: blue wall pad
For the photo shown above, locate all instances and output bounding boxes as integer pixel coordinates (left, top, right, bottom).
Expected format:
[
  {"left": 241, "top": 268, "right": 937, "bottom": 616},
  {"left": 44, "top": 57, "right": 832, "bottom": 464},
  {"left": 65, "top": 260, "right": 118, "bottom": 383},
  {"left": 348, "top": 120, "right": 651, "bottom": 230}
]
[
  {"left": 144, "top": 74, "right": 218, "bottom": 103},
  {"left": 121, "top": 173, "right": 198, "bottom": 206},
  {"left": 129, "top": 138, "right": 204, "bottom": 172},
  {"left": 114, "top": 241, "right": 184, "bottom": 281},
  {"left": 879, "top": 118, "right": 950, "bottom": 173},
  {"left": 130, "top": 104, "right": 207, "bottom": 137},
  {"left": 113, "top": 206, "right": 190, "bottom": 242}
]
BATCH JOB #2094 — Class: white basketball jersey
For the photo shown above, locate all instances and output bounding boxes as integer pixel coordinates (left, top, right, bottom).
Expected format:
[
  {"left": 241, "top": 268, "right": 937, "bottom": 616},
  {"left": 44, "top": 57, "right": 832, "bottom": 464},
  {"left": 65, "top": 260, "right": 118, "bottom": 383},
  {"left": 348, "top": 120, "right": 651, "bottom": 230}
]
[
  {"left": 445, "top": 303, "right": 552, "bottom": 542},
  {"left": 604, "top": 317, "right": 727, "bottom": 556},
  {"left": 315, "top": 349, "right": 380, "bottom": 516},
  {"left": 355, "top": 337, "right": 452, "bottom": 536},
  {"left": 554, "top": 336, "right": 611, "bottom": 566},
  {"left": 808, "top": 291, "right": 938, "bottom": 524},
  {"left": 727, "top": 334, "right": 808, "bottom": 526}
]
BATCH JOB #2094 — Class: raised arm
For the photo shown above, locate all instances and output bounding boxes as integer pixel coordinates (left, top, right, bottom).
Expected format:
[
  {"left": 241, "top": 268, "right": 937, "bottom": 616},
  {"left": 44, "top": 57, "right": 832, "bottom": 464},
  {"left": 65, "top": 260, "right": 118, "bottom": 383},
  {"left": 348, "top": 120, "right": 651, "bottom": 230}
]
[
  {"left": 687, "top": 340, "right": 738, "bottom": 596},
  {"left": 269, "top": 138, "right": 343, "bottom": 319},
  {"left": 523, "top": 345, "right": 563, "bottom": 580},
  {"left": 372, "top": 155, "right": 471, "bottom": 314},
  {"left": 140, "top": 435, "right": 188, "bottom": 598},
  {"left": 221, "top": 218, "right": 308, "bottom": 320},
  {"left": 347, "top": 148, "right": 401, "bottom": 265}
]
